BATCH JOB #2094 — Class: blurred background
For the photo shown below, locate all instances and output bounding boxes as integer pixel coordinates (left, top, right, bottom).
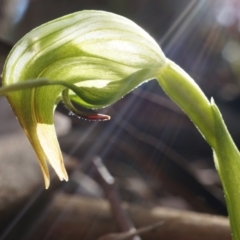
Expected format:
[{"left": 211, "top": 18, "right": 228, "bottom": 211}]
[{"left": 0, "top": 0, "right": 239, "bottom": 239}]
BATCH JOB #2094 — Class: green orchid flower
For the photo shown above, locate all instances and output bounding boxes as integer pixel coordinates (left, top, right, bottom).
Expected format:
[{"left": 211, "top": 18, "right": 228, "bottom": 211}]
[
  {"left": 1, "top": 10, "right": 240, "bottom": 238},
  {"left": 1, "top": 10, "right": 166, "bottom": 188}
]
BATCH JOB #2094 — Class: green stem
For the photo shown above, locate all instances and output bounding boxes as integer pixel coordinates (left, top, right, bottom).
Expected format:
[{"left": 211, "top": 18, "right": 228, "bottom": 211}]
[
  {"left": 157, "top": 59, "right": 240, "bottom": 239},
  {"left": 157, "top": 59, "right": 215, "bottom": 147},
  {"left": 0, "top": 79, "right": 51, "bottom": 95},
  {"left": 212, "top": 100, "right": 240, "bottom": 240},
  {"left": 0, "top": 78, "right": 89, "bottom": 99}
]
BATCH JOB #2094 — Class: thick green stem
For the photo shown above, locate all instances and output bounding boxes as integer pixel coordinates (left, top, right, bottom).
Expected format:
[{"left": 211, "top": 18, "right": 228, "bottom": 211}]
[
  {"left": 212, "top": 100, "right": 240, "bottom": 240},
  {"left": 157, "top": 59, "right": 240, "bottom": 239},
  {"left": 157, "top": 59, "right": 215, "bottom": 147}
]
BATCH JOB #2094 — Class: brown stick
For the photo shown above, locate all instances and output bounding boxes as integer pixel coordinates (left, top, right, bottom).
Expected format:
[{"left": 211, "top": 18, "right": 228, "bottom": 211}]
[
  {"left": 98, "top": 221, "right": 164, "bottom": 240},
  {"left": 90, "top": 156, "right": 141, "bottom": 240},
  {"left": 24, "top": 193, "right": 231, "bottom": 240}
]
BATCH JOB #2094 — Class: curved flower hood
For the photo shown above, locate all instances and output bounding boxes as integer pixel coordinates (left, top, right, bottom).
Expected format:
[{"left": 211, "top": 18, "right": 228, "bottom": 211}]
[{"left": 2, "top": 10, "right": 166, "bottom": 188}]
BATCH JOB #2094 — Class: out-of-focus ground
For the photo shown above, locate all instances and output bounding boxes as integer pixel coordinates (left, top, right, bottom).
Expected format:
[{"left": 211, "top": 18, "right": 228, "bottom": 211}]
[{"left": 0, "top": 0, "right": 240, "bottom": 239}]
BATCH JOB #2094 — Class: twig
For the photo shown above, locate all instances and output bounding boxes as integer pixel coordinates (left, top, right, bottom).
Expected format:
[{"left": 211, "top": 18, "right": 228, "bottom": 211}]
[
  {"left": 90, "top": 156, "right": 141, "bottom": 240},
  {"left": 98, "top": 221, "right": 164, "bottom": 240}
]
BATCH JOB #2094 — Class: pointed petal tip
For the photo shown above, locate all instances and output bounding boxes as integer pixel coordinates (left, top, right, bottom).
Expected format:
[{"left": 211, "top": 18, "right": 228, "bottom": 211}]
[
  {"left": 40, "top": 166, "right": 50, "bottom": 189},
  {"left": 36, "top": 155, "right": 50, "bottom": 189},
  {"left": 36, "top": 122, "right": 69, "bottom": 180},
  {"left": 44, "top": 179, "right": 50, "bottom": 189},
  {"left": 63, "top": 172, "right": 69, "bottom": 182},
  {"left": 58, "top": 167, "right": 69, "bottom": 182},
  {"left": 43, "top": 165, "right": 68, "bottom": 188}
]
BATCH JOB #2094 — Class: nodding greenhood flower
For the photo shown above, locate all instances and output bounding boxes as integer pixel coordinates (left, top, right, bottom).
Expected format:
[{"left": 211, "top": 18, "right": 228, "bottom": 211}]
[
  {"left": 2, "top": 9, "right": 240, "bottom": 238},
  {"left": 1, "top": 10, "right": 167, "bottom": 188},
  {"left": 0, "top": 10, "right": 219, "bottom": 188}
]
